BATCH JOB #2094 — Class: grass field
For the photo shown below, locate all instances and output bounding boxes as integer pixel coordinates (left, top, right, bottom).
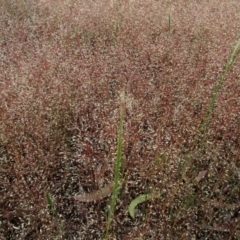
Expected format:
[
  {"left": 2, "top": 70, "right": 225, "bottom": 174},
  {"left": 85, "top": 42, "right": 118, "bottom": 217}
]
[{"left": 0, "top": 0, "right": 240, "bottom": 239}]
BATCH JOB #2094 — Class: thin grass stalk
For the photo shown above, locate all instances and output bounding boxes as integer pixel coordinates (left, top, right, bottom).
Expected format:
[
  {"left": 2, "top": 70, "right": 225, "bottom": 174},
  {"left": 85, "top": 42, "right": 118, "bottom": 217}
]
[
  {"left": 128, "top": 38, "right": 240, "bottom": 220},
  {"left": 197, "top": 38, "right": 240, "bottom": 147},
  {"left": 168, "top": 14, "right": 171, "bottom": 37},
  {"left": 181, "top": 38, "right": 240, "bottom": 177},
  {"left": 105, "top": 92, "right": 125, "bottom": 239},
  {"left": 46, "top": 191, "right": 64, "bottom": 236}
]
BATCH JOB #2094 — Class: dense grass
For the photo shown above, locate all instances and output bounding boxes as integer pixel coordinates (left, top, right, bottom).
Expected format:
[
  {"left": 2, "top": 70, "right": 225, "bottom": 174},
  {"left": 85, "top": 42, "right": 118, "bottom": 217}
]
[{"left": 0, "top": 0, "right": 240, "bottom": 239}]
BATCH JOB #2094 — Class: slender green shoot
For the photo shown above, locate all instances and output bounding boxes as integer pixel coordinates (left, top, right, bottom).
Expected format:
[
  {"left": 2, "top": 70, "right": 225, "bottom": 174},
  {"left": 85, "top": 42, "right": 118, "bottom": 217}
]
[
  {"left": 46, "top": 190, "right": 57, "bottom": 217},
  {"left": 46, "top": 191, "right": 64, "bottom": 236},
  {"left": 168, "top": 14, "right": 171, "bottom": 37},
  {"left": 181, "top": 37, "right": 240, "bottom": 176},
  {"left": 105, "top": 91, "right": 125, "bottom": 239},
  {"left": 197, "top": 38, "right": 240, "bottom": 146},
  {"left": 128, "top": 37, "right": 240, "bottom": 217}
]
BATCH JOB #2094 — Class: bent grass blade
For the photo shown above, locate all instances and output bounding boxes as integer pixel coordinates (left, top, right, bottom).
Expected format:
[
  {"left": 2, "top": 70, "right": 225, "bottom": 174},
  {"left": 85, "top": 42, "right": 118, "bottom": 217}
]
[{"left": 128, "top": 193, "right": 153, "bottom": 219}]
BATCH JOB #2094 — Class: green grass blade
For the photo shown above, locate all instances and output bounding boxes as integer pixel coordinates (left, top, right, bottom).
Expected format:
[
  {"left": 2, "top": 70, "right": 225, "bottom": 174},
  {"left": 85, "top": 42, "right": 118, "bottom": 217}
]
[
  {"left": 128, "top": 38, "right": 240, "bottom": 219},
  {"left": 46, "top": 190, "right": 57, "bottom": 217},
  {"left": 180, "top": 37, "right": 240, "bottom": 178},
  {"left": 197, "top": 38, "right": 240, "bottom": 146},
  {"left": 128, "top": 193, "right": 153, "bottom": 219},
  {"left": 105, "top": 91, "right": 125, "bottom": 239},
  {"left": 168, "top": 14, "right": 171, "bottom": 37}
]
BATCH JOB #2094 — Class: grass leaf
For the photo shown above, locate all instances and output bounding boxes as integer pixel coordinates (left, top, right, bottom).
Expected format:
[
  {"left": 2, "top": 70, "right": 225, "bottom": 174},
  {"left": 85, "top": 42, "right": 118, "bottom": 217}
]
[
  {"left": 105, "top": 91, "right": 125, "bottom": 239},
  {"left": 128, "top": 193, "right": 154, "bottom": 219},
  {"left": 46, "top": 191, "right": 57, "bottom": 217}
]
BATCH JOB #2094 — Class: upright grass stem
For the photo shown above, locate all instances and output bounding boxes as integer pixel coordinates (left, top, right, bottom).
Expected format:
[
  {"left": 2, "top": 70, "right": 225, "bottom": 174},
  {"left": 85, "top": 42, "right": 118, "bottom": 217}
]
[
  {"left": 168, "top": 14, "right": 171, "bottom": 37},
  {"left": 197, "top": 38, "right": 240, "bottom": 146},
  {"left": 105, "top": 92, "right": 125, "bottom": 239},
  {"left": 128, "top": 37, "right": 240, "bottom": 217},
  {"left": 181, "top": 37, "right": 240, "bottom": 176},
  {"left": 46, "top": 191, "right": 64, "bottom": 236}
]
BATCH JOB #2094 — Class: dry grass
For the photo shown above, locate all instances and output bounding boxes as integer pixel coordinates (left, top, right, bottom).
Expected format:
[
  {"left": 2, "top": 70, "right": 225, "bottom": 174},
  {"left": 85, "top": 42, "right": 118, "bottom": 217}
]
[{"left": 0, "top": 0, "right": 240, "bottom": 239}]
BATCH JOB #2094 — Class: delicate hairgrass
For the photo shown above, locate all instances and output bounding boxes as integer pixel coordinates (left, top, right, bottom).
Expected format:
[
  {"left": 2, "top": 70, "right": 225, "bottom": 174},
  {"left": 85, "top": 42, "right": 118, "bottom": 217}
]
[
  {"left": 128, "top": 37, "right": 240, "bottom": 219},
  {"left": 1, "top": 1, "right": 240, "bottom": 238},
  {"left": 105, "top": 91, "right": 125, "bottom": 239}
]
